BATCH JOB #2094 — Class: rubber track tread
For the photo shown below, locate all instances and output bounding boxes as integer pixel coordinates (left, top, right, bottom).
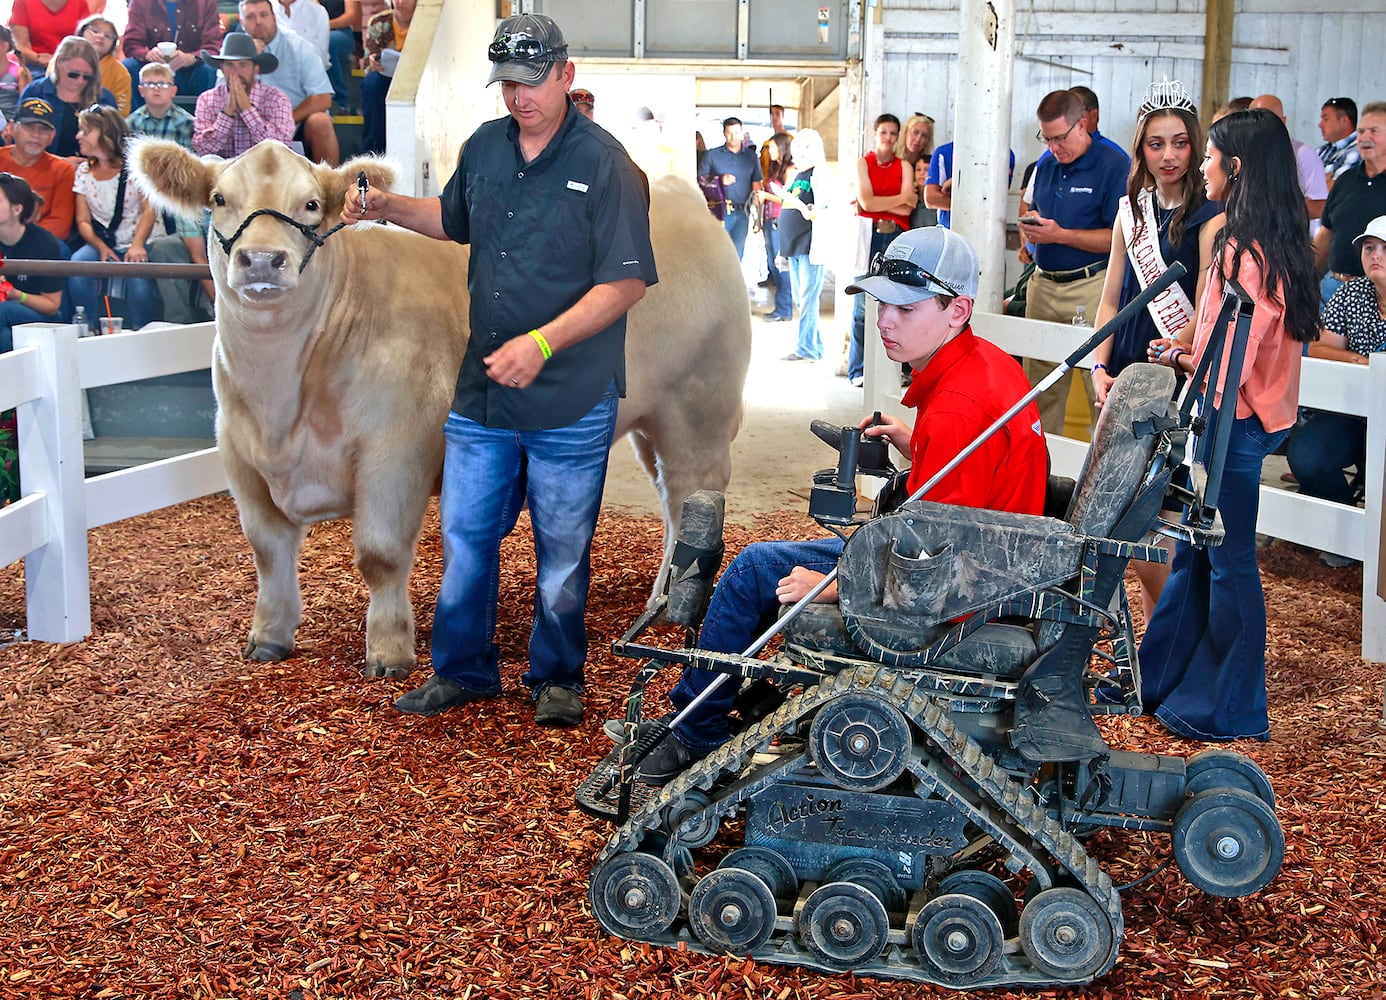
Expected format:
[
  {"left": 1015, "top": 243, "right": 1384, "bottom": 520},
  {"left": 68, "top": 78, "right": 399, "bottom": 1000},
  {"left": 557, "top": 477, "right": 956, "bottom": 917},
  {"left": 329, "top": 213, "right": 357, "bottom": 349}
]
[{"left": 589, "top": 665, "right": 1123, "bottom": 986}]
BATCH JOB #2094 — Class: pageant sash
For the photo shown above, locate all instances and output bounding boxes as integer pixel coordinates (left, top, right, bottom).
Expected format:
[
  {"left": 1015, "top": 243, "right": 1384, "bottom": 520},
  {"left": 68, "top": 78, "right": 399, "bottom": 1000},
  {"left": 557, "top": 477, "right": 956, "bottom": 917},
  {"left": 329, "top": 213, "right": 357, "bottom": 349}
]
[{"left": 1119, "top": 189, "right": 1195, "bottom": 340}]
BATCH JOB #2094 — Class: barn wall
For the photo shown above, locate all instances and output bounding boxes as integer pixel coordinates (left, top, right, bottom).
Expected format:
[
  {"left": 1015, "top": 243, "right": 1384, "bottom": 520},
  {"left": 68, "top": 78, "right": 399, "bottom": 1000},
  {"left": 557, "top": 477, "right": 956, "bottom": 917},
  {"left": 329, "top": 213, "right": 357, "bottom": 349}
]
[{"left": 877, "top": 0, "right": 1379, "bottom": 190}]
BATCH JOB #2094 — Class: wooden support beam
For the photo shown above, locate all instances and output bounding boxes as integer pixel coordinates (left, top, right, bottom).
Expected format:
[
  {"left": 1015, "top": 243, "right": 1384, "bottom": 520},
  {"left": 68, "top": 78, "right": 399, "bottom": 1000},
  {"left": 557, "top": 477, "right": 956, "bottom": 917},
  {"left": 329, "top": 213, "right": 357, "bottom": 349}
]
[{"left": 1201, "top": 0, "right": 1235, "bottom": 122}]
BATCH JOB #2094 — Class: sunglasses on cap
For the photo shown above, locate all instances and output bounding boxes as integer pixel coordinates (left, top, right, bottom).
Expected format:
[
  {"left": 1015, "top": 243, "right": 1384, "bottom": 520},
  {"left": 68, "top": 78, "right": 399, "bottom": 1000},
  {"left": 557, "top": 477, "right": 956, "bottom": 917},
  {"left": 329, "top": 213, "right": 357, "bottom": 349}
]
[
  {"left": 488, "top": 33, "right": 567, "bottom": 63},
  {"left": 66, "top": 69, "right": 96, "bottom": 82},
  {"left": 570, "top": 89, "right": 594, "bottom": 103},
  {"left": 868, "top": 252, "right": 957, "bottom": 296}
]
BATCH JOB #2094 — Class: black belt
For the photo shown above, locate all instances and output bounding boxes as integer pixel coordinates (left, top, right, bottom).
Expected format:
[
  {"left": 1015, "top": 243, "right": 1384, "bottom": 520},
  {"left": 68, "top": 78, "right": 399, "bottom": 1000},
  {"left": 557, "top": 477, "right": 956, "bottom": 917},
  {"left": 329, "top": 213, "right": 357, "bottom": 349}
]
[{"left": 1037, "top": 261, "right": 1107, "bottom": 284}]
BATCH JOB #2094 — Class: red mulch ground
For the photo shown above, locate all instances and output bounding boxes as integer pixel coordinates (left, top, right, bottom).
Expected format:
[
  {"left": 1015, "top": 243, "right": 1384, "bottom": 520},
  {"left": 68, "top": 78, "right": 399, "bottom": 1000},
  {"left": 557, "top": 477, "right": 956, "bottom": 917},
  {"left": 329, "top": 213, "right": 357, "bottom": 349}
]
[{"left": 1, "top": 496, "right": 1383, "bottom": 999}]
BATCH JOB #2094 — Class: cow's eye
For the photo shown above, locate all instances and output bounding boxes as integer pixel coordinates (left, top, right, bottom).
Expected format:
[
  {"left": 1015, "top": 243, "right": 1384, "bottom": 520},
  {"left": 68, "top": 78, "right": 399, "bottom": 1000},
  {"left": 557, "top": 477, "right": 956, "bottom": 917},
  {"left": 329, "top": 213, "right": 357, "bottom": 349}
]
[
  {"left": 212, "top": 193, "right": 225, "bottom": 207},
  {"left": 305, "top": 199, "right": 320, "bottom": 213}
]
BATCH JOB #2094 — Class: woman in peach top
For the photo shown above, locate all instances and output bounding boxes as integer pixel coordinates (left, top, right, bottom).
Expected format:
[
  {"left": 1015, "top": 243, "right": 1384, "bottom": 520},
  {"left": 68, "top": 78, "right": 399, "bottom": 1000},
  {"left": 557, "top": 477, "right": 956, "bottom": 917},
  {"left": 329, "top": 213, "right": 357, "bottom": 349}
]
[{"left": 1138, "top": 108, "right": 1319, "bottom": 742}]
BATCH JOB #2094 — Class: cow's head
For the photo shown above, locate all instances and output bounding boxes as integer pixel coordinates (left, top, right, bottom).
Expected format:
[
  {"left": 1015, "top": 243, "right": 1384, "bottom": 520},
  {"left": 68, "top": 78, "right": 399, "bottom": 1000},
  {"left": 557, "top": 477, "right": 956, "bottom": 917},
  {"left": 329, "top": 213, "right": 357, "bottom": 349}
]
[{"left": 130, "top": 139, "right": 398, "bottom": 305}]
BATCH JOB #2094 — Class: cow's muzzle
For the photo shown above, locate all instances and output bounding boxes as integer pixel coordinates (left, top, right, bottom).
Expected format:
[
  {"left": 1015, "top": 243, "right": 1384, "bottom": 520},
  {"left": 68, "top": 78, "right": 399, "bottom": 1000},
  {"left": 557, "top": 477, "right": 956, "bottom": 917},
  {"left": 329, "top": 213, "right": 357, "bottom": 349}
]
[{"left": 214, "top": 208, "right": 350, "bottom": 276}]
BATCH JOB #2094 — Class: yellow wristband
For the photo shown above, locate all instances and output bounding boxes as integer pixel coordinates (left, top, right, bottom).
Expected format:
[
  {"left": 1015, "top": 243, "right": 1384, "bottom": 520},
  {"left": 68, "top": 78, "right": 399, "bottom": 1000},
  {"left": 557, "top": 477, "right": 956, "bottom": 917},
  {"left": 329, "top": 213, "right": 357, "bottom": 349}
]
[
  {"left": 17, "top": 290, "right": 26, "bottom": 304},
  {"left": 527, "top": 329, "right": 552, "bottom": 360}
]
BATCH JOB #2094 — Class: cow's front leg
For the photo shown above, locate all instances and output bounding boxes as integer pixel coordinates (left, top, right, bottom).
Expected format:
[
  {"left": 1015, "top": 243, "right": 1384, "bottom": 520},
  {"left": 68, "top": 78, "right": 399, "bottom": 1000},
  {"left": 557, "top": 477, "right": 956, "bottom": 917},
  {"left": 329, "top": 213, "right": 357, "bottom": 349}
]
[
  {"left": 353, "top": 474, "right": 432, "bottom": 679},
  {"left": 231, "top": 463, "right": 307, "bottom": 661}
]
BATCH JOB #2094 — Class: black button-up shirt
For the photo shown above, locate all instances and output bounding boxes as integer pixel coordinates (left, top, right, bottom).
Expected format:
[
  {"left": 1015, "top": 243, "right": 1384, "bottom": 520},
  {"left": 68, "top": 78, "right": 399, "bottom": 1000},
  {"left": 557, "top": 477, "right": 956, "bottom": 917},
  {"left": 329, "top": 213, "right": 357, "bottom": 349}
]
[{"left": 439, "top": 108, "right": 657, "bottom": 430}]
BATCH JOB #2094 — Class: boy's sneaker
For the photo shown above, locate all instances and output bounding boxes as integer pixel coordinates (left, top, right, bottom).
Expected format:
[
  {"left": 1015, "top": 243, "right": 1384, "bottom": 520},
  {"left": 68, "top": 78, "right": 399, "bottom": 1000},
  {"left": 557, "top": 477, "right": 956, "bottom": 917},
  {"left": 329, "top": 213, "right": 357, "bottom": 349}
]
[{"left": 636, "top": 734, "right": 715, "bottom": 786}]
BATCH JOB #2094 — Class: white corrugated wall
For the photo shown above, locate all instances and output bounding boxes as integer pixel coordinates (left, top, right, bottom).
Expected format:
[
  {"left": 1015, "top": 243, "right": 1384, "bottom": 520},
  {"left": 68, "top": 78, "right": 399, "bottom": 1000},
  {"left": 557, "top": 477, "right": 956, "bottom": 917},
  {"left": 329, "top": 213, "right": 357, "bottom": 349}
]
[{"left": 876, "top": 0, "right": 1379, "bottom": 180}]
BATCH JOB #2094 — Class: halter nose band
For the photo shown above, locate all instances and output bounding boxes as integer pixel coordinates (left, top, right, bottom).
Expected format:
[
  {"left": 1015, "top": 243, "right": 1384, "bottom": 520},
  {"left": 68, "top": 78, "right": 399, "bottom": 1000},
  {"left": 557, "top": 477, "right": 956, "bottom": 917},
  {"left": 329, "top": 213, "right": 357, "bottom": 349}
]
[{"left": 212, "top": 208, "right": 351, "bottom": 273}]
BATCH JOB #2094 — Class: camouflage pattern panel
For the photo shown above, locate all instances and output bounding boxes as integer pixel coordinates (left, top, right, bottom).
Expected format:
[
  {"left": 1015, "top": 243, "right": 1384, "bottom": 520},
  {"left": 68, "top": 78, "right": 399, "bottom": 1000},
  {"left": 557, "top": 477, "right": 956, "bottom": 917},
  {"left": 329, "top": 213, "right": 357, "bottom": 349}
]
[
  {"left": 1065, "top": 363, "right": 1177, "bottom": 538},
  {"left": 837, "top": 503, "right": 1086, "bottom": 635}
]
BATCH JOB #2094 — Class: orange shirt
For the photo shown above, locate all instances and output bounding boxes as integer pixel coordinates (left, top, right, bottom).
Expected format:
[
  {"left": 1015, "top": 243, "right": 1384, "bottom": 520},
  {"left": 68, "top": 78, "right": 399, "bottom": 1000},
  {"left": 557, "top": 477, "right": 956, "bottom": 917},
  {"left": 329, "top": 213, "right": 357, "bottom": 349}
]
[
  {"left": 0, "top": 147, "right": 76, "bottom": 242},
  {"left": 1192, "top": 242, "right": 1302, "bottom": 434}
]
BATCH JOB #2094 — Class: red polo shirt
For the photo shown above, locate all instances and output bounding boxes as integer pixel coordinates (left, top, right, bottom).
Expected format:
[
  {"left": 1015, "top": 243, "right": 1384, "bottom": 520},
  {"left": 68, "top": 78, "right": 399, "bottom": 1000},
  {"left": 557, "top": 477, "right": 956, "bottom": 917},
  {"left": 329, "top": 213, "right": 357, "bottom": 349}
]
[{"left": 903, "top": 326, "right": 1048, "bottom": 515}]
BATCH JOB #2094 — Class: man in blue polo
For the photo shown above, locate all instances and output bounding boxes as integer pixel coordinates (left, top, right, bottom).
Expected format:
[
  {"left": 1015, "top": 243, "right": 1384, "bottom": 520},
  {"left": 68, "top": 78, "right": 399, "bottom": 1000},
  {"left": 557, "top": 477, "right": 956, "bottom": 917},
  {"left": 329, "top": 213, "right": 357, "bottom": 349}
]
[
  {"left": 1019, "top": 88, "right": 1128, "bottom": 436},
  {"left": 700, "top": 116, "right": 762, "bottom": 263}
]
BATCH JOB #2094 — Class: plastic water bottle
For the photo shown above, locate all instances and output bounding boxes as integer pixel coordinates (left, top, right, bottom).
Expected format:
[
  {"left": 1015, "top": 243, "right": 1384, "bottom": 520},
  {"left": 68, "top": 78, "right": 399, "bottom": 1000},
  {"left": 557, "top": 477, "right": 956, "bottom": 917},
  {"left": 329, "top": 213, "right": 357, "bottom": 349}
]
[
  {"left": 72, "top": 305, "right": 87, "bottom": 333},
  {"left": 1071, "top": 304, "right": 1090, "bottom": 328}
]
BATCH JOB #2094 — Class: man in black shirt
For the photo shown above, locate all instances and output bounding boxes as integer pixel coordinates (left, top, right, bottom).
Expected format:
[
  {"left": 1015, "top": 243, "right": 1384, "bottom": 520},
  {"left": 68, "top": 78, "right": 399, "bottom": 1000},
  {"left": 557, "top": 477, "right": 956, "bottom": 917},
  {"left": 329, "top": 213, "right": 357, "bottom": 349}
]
[
  {"left": 1314, "top": 101, "right": 1386, "bottom": 304},
  {"left": 343, "top": 13, "right": 657, "bottom": 726}
]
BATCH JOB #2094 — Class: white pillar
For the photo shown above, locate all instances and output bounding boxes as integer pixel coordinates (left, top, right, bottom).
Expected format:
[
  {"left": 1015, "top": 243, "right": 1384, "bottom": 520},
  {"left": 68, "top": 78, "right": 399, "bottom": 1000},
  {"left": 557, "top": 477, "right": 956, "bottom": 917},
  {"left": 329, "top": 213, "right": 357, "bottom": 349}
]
[{"left": 951, "top": 0, "right": 1016, "bottom": 314}]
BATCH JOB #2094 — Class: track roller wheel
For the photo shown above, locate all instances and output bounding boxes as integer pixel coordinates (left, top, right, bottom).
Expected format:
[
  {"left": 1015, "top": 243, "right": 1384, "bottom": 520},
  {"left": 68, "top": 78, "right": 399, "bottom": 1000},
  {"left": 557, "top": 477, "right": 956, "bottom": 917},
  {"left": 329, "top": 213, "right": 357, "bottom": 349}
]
[
  {"left": 663, "top": 789, "right": 719, "bottom": 848},
  {"left": 719, "top": 846, "right": 798, "bottom": 899},
  {"left": 687, "top": 867, "right": 779, "bottom": 954},
  {"left": 589, "top": 851, "right": 682, "bottom": 940},
  {"left": 1185, "top": 749, "right": 1276, "bottom": 807},
  {"left": 797, "top": 881, "right": 890, "bottom": 970},
  {"left": 1172, "top": 787, "right": 1284, "bottom": 897},
  {"left": 1018, "top": 886, "right": 1113, "bottom": 981},
  {"left": 809, "top": 693, "right": 912, "bottom": 792},
  {"left": 824, "top": 856, "right": 907, "bottom": 914},
  {"left": 912, "top": 892, "right": 1005, "bottom": 986},
  {"left": 938, "top": 869, "right": 1019, "bottom": 932}
]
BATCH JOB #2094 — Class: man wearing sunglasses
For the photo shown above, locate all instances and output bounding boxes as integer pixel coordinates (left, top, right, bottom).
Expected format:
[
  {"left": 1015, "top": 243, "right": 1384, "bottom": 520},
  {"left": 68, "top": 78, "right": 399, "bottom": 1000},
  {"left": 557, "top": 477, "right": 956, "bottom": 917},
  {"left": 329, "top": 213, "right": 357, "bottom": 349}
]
[
  {"left": 631, "top": 227, "right": 1047, "bottom": 785},
  {"left": 342, "top": 13, "right": 657, "bottom": 729}
]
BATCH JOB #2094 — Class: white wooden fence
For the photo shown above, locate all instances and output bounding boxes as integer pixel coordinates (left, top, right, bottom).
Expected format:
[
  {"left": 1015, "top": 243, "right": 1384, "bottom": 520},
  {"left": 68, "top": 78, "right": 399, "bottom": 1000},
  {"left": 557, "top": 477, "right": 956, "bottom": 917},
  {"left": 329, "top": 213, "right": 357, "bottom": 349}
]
[
  {"left": 3, "top": 313, "right": 1383, "bottom": 673},
  {"left": 0, "top": 321, "right": 225, "bottom": 643}
]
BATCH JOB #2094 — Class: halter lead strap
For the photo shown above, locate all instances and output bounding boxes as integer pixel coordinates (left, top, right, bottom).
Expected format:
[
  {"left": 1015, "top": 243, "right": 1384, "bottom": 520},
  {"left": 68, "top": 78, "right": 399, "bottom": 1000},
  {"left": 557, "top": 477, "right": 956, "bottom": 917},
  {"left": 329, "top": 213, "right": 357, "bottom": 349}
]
[{"left": 212, "top": 207, "right": 351, "bottom": 273}]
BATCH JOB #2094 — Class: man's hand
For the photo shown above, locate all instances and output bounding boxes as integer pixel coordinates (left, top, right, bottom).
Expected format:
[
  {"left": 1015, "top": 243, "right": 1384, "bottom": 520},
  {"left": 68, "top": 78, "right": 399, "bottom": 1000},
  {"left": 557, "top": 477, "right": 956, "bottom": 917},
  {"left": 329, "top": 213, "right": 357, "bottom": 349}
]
[
  {"left": 341, "top": 182, "right": 390, "bottom": 222},
  {"left": 225, "top": 73, "right": 249, "bottom": 115},
  {"left": 483, "top": 332, "right": 547, "bottom": 390},
  {"left": 776, "top": 567, "right": 838, "bottom": 605},
  {"left": 1018, "top": 213, "right": 1065, "bottom": 246},
  {"left": 169, "top": 50, "right": 196, "bottom": 71}
]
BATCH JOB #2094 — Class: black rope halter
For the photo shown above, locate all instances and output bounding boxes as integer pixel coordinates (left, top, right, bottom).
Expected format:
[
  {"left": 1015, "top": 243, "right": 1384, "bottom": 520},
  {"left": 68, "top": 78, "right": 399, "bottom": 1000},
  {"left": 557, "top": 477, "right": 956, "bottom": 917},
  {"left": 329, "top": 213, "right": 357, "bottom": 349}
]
[{"left": 212, "top": 208, "right": 352, "bottom": 274}]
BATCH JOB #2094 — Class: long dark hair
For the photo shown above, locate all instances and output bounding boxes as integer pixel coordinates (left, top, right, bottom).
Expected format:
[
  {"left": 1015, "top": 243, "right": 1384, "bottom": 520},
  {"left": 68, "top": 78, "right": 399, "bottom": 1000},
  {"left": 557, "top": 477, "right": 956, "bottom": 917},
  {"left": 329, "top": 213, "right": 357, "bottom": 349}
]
[
  {"left": 1127, "top": 107, "right": 1205, "bottom": 248},
  {"left": 0, "top": 172, "right": 44, "bottom": 226},
  {"left": 765, "top": 131, "right": 793, "bottom": 185},
  {"left": 1206, "top": 109, "right": 1318, "bottom": 343}
]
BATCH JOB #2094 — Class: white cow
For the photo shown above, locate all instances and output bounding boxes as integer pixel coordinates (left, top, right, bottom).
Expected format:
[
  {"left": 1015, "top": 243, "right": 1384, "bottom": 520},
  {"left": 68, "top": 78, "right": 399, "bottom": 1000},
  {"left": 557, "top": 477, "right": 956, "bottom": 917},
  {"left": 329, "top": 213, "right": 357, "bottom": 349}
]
[{"left": 130, "top": 139, "right": 751, "bottom": 678}]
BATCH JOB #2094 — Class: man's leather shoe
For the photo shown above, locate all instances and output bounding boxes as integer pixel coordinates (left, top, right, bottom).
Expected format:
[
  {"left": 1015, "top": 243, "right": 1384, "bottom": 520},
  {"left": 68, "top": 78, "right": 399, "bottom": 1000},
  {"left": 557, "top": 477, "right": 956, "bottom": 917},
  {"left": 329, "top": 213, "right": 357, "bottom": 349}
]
[{"left": 394, "top": 674, "right": 499, "bottom": 716}]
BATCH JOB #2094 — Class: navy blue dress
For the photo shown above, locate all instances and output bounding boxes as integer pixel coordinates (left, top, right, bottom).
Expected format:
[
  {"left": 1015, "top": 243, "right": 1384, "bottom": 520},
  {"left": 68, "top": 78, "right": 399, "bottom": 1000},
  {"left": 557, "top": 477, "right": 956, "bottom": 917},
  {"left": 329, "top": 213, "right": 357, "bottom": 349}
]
[{"left": 1108, "top": 197, "right": 1223, "bottom": 374}]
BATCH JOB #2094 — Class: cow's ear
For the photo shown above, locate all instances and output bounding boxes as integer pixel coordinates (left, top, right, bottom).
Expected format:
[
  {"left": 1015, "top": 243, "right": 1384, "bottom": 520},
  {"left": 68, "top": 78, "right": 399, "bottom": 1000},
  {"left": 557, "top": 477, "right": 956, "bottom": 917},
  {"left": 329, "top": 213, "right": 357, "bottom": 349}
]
[
  {"left": 129, "top": 137, "right": 222, "bottom": 220},
  {"left": 321, "top": 155, "right": 399, "bottom": 218}
]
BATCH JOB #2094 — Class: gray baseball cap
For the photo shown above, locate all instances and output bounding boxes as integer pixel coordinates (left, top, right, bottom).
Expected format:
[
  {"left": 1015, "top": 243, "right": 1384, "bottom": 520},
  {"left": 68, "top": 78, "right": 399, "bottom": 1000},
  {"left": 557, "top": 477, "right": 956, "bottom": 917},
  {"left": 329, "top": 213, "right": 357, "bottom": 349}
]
[
  {"left": 846, "top": 226, "right": 980, "bottom": 305},
  {"left": 486, "top": 13, "right": 568, "bottom": 87}
]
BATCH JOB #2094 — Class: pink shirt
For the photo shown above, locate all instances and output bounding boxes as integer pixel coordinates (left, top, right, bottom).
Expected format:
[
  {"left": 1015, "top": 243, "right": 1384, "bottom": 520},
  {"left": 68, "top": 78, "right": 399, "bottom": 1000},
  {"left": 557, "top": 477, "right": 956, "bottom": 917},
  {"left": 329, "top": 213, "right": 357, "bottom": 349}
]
[
  {"left": 192, "top": 80, "right": 296, "bottom": 159},
  {"left": 1193, "top": 242, "right": 1302, "bottom": 434}
]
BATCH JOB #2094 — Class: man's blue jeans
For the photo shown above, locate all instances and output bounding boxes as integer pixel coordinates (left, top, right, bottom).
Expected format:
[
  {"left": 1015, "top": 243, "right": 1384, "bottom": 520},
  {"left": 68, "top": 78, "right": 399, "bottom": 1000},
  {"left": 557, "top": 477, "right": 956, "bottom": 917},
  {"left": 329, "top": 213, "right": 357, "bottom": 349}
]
[
  {"left": 1138, "top": 409, "right": 1287, "bottom": 741},
  {"left": 723, "top": 208, "right": 749, "bottom": 262},
  {"left": 669, "top": 538, "right": 843, "bottom": 749},
  {"left": 430, "top": 386, "right": 619, "bottom": 697},
  {"left": 788, "top": 254, "right": 825, "bottom": 359}
]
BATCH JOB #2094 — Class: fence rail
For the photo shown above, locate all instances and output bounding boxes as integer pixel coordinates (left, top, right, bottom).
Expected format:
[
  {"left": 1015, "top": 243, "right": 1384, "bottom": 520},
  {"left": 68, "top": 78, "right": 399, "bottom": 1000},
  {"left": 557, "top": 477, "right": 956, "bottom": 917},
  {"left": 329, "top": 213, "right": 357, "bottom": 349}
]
[{"left": 3, "top": 314, "right": 1383, "bottom": 678}]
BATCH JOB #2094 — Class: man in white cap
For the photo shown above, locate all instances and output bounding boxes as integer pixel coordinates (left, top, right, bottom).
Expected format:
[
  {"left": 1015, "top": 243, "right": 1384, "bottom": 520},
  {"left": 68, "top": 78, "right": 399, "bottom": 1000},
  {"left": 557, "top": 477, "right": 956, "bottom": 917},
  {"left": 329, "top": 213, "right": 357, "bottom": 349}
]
[
  {"left": 634, "top": 226, "right": 1049, "bottom": 783},
  {"left": 344, "top": 13, "right": 657, "bottom": 728}
]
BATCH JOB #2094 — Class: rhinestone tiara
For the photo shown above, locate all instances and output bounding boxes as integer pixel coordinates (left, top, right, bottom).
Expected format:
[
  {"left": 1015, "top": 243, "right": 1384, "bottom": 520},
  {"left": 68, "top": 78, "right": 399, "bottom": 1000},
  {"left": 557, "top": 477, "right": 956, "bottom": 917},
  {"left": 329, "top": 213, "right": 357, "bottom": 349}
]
[{"left": 1138, "top": 76, "right": 1198, "bottom": 121}]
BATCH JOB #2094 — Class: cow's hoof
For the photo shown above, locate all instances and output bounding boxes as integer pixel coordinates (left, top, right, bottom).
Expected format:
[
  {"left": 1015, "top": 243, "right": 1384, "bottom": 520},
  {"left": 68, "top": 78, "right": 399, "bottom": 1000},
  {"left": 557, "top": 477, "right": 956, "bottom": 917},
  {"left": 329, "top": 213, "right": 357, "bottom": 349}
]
[
  {"left": 243, "top": 638, "right": 293, "bottom": 661},
  {"left": 363, "top": 659, "right": 414, "bottom": 680}
]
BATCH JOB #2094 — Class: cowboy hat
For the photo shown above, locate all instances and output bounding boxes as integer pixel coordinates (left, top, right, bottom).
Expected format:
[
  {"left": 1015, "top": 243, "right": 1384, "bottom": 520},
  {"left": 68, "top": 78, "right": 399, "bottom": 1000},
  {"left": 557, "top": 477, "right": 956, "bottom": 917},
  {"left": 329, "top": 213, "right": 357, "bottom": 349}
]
[{"left": 202, "top": 33, "right": 279, "bottom": 74}]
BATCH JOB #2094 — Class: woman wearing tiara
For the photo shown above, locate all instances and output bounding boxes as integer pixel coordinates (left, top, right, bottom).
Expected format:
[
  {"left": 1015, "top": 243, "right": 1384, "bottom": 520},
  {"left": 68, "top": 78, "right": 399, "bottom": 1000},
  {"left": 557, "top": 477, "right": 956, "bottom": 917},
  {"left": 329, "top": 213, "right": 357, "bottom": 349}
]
[
  {"left": 1090, "top": 79, "right": 1224, "bottom": 616},
  {"left": 1137, "top": 107, "right": 1319, "bottom": 742}
]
